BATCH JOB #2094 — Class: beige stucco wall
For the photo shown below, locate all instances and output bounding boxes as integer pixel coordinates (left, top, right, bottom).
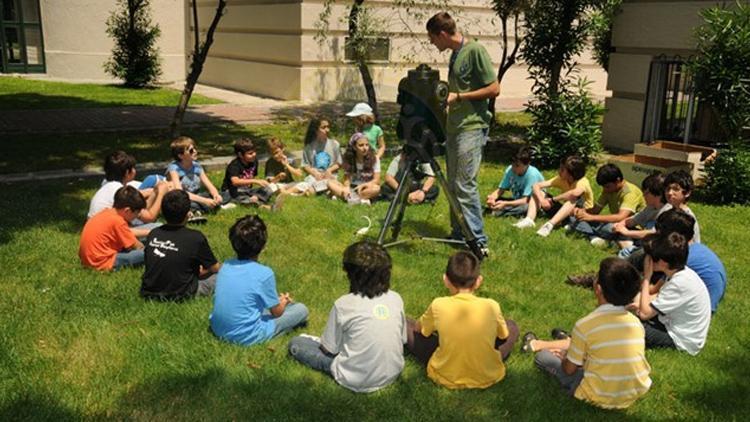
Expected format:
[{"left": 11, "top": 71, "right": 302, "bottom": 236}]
[
  {"left": 601, "top": 0, "right": 727, "bottom": 151},
  {"left": 196, "top": 0, "right": 607, "bottom": 102},
  {"left": 39, "top": 0, "right": 187, "bottom": 82}
]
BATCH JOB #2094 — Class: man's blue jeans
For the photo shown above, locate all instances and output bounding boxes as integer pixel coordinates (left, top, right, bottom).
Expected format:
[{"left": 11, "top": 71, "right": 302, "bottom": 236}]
[
  {"left": 288, "top": 335, "right": 334, "bottom": 375},
  {"left": 113, "top": 249, "right": 144, "bottom": 270},
  {"left": 445, "top": 128, "right": 488, "bottom": 245},
  {"left": 272, "top": 302, "right": 309, "bottom": 337}
]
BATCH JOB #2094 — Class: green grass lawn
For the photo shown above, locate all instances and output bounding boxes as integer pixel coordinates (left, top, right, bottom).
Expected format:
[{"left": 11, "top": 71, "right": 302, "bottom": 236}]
[
  {"left": 0, "top": 159, "right": 746, "bottom": 420},
  {"left": 0, "top": 76, "right": 222, "bottom": 110}
]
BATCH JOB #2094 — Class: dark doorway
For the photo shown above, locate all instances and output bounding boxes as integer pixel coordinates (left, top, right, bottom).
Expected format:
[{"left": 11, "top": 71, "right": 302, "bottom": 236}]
[{"left": 0, "top": 0, "right": 44, "bottom": 73}]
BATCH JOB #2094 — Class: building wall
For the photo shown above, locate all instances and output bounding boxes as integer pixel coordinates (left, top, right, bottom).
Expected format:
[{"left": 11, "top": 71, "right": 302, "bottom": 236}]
[
  {"left": 196, "top": 0, "right": 607, "bottom": 102},
  {"left": 39, "top": 0, "right": 186, "bottom": 82},
  {"left": 601, "top": 0, "right": 725, "bottom": 151}
]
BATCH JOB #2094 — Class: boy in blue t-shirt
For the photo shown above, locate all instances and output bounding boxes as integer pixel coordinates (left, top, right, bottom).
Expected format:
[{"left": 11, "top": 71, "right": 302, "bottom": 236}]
[
  {"left": 209, "top": 215, "right": 308, "bottom": 346},
  {"left": 486, "top": 147, "right": 544, "bottom": 217}
]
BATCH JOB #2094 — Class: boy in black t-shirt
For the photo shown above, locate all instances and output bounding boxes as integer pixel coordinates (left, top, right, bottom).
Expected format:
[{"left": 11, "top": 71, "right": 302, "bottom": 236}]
[
  {"left": 221, "top": 138, "right": 271, "bottom": 205},
  {"left": 140, "top": 190, "right": 221, "bottom": 301}
]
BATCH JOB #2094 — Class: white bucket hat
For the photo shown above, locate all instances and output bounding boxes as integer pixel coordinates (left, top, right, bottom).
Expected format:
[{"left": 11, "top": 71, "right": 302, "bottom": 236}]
[{"left": 345, "top": 102, "right": 373, "bottom": 117}]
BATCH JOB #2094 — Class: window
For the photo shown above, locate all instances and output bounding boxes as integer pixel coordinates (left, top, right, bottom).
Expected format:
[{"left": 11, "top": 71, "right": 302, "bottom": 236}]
[
  {"left": 0, "top": 0, "right": 44, "bottom": 73},
  {"left": 344, "top": 37, "right": 390, "bottom": 62}
]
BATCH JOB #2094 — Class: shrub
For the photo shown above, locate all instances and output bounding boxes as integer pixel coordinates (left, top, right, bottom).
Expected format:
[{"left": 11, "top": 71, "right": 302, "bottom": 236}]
[
  {"left": 700, "top": 148, "right": 750, "bottom": 205},
  {"left": 526, "top": 78, "right": 603, "bottom": 168},
  {"left": 104, "top": 0, "right": 162, "bottom": 88}
]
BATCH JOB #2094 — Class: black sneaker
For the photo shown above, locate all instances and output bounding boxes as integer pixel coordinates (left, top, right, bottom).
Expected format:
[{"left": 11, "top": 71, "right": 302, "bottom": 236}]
[
  {"left": 551, "top": 328, "right": 570, "bottom": 340},
  {"left": 565, "top": 273, "right": 596, "bottom": 288}
]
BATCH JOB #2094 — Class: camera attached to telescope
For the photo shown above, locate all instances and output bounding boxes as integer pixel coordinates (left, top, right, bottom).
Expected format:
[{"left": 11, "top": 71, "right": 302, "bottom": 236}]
[{"left": 377, "top": 64, "right": 487, "bottom": 259}]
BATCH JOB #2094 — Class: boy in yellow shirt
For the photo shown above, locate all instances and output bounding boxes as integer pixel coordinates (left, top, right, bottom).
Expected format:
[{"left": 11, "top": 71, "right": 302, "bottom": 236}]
[
  {"left": 522, "top": 257, "right": 651, "bottom": 409},
  {"left": 406, "top": 251, "right": 519, "bottom": 389}
]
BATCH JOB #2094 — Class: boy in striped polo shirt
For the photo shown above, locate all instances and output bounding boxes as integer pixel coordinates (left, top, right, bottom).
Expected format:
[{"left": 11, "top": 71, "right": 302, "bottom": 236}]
[{"left": 522, "top": 258, "right": 651, "bottom": 409}]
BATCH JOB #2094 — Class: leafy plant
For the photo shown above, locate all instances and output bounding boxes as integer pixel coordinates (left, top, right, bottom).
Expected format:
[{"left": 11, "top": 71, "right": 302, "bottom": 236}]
[
  {"left": 700, "top": 148, "right": 750, "bottom": 205},
  {"left": 104, "top": 0, "right": 162, "bottom": 88},
  {"left": 526, "top": 77, "right": 603, "bottom": 167},
  {"left": 589, "top": 0, "right": 622, "bottom": 71}
]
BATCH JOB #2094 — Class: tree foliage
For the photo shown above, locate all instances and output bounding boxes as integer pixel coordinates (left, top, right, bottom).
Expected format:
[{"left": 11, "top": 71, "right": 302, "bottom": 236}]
[
  {"left": 104, "top": 0, "right": 162, "bottom": 88},
  {"left": 589, "top": 0, "right": 622, "bottom": 71}
]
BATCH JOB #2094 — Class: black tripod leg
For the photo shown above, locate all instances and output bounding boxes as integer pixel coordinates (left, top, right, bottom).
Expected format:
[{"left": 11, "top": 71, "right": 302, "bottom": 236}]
[
  {"left": 427, "top": 159, "right": 486, "bottom": 259},
  {"left": 390, "top": 172, "right": 413, "bottom": 242},
  {"left": 377, "top": 167, "right": 412, "bottom": 245}
]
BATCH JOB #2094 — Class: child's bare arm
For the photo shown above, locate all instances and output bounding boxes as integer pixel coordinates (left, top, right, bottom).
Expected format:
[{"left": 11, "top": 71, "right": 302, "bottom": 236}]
[
  {"left": 376, "top": 136, "right": 386, "bottom": 159},
  {"left": 270, "top": 293, "right": 291, "bottom": 318},
  {"left": 637, "top": 257, "right": 659, "bottom": 320},
  {"left": 199, "top": 172, "right": 221, "bottom": 200}
]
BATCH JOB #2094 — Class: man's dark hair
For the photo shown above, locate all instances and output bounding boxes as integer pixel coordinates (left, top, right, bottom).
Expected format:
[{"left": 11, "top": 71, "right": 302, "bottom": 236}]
[
  {"left": 560, "top": 155, "right": 586, "bottom": 181},
  {"left": 343, "top": 241, "right": 392, "bottom": 299},
  {"left": 234, "top": 138, "right": 256, "bottom": 155},
  {"left": 664, "top": 169, "right": 693, "bottom": 196},
  {"left": 643, "top": 232, "right": 689, "bottom": 270},
  {"left": 641, "top": 172, "right": 665, "bottom": 197},
  {"left": 655, "top": 209, "right": 695, "bottom": 242},
  {"left": 426, "top": 12, "right": 456, "bottom": 35},
  {"left": 597, "top": 257, "right": 641, "bottom": 306},
  {"left": 445, "top": 251, "right": 480, "bottom": 288},
  {"left": 229, "top": 215, "right": 267, "bottom": 260},
  {"left": 161, "top": 190, "right": 191, "bottom": 225},
  {"left": 513, "top": 147, "right": 532, "bottom": 166},
  {"left": 113, "top": 186, "right": 145, "bottom": 211},
  {"left": 596, "top": 163, "right": 624, "bottom": 186},
  {"left": 104, "top": 150, "right": 136, "bottom": 182}
]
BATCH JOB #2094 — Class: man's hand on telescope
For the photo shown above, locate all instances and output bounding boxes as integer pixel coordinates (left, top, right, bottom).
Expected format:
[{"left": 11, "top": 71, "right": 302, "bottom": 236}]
[{"left": 447, "top": 92, "right": 459, "bottom": 105}]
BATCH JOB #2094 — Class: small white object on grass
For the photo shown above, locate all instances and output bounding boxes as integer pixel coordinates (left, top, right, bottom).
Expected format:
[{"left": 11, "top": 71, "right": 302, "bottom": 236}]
[{"left": 355, "top": 216, "right": 372, "bottom": 236}]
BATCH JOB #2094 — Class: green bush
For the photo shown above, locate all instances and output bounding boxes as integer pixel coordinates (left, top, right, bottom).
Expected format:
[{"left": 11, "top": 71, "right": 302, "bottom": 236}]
[
  {"left": 526, "top": 78, "right": 603, "bottom": 168},
  {"left": 701, "top": 148, "right": 750, "bottom": 205},
  {"left": 104, "top": 0, "right": 162, "bottom": 88}
]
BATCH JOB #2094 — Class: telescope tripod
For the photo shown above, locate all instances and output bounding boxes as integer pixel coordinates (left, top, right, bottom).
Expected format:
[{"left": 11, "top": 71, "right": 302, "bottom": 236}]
[{"left": 376, "top": 150, "right": 487, "bottom": 260}]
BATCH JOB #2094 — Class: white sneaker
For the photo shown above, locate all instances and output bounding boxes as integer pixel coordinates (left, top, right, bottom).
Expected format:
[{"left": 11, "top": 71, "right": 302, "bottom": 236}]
[
  {"left": 590, "top": 237, "right": 608, "bottom": 248},
  {"left": 220, "top": 202, "right": 237, "bottom": 210},
  {"left": 564, "top": 224, "right": 572, "bottom": 231},
  {"left": 513, "top": 217, "right": 535, "bottom": 229},
  {"left": 536, "top": 222, "right": 554, "bottom": 237}
]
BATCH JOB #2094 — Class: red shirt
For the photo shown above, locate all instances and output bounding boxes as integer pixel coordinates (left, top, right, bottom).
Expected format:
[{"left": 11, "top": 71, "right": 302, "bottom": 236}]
[{"left": 79, "top": 208, "right": 136, "bottom": 270}]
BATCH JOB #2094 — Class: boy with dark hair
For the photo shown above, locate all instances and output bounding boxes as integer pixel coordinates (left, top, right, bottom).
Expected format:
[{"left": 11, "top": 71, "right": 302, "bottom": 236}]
[
  {"left": 613, "top": 172, "right": 669, "bottom": 251},
  {"left": 523, "top": 258, "right": 651, "bottom": 409},
  {"left": 516, "top": 155, "right": 594, "bottom": 237},
  {"left": 406, "top": 251, "right": 519, "bottom": 389},
  {"left": 635, "top": 232, "right": 711, "bottom": 354},
  {"left": 663, "top": 169, "right": 701, "bottom": 243},
  {"left": 486, "top": 147, "right": 545, "bottom": 217},
  {"left": 289, "top": 241, "right": 406, "bottom": 393},
  {"left": 221, "top": 138, "right": 273, "bottom": 205},
  {"left": 88, "top": 150, "right": 169, "bottom": 238},
  {"left": 139, "top": 190, "right": 221, "bottom": 301},
  {"left": 210, "top": 215, "right": 308, "bottom": 346},
  {"left": 380, "top": 148, "right": 440, "bottom": 204},
  {"left": 166, "top": 136, "right": 224, "bottom": 212},
  {"left": 570, "top": 163, "right": 646, "bottom": 247},
  {"left": 79, "top": 186, "right": 146, "bottom": 270}
]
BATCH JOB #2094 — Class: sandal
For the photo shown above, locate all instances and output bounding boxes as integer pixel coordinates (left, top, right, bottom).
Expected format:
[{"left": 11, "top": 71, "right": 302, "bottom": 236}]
[
  {"left": 551, "top": 328, "right": 570, "bottom": 340},
  {"left": 521, "top": 331, "right": 538, "bottom": 353}
]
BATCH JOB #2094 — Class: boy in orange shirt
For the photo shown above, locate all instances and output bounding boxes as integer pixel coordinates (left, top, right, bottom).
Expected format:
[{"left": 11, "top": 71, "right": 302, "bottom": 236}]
[{"left": 79, "top": 186, "right": 146, "bottom": 270}]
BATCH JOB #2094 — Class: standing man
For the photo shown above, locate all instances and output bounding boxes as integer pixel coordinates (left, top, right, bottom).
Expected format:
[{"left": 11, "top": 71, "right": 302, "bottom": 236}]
[{"left": 426, "top": 12, "right": 499, "bottom": 255}]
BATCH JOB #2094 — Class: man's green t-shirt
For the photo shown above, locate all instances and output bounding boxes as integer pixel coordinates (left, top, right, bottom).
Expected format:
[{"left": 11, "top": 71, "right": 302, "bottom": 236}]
[{"left": 447, "top": 40, "right": 496, "bottom": 135}]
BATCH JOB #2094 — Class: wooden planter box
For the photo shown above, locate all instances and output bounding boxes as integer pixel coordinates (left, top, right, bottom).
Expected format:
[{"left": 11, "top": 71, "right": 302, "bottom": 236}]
[
  {"left": 633, "top": 141, "right": 716, "bottom": 181},
  {"left": 608, "top": 154, "right": 693, "bottom": 186}
]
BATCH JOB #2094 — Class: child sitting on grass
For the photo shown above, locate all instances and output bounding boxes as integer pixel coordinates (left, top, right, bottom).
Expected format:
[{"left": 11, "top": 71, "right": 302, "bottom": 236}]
[
  {"left": 88, "top": 150, "right": 169, "bottom": 238},
  {"left": 264, "top": 137, "right": 307, "bottom": 196},
  {"left": 514, "top": 155, "right": 594, "bottom": 237},
  {"left": 485, "top": 147, "right": 544, "bottom": 217},
  {"left": 220, "top": 138, "right": 272, "bottom": 206},
  {"left": 79, "top": 186, "right": 146, "bottom": 271},
  {"left": 569, "top": 163, "right": 645, "bottom": 247},
  {"left": 613, "top": 172, "right": 669, "bottom": 251},
  {"left": 288, "top": 241, "right": 406, "bottom": 393},
  {"left": 522, "top": 257, "right": 651, "bottom": 409},
  {"left": 166, "top": 136, "right": 224, "bottom": 212},
  {"left": 328, "top": 132, "right": 381, "bottom": 204},
  {"left": 345, "top": 102, "right": 386, "bottom": 159},
  {"left": 406, "top": 251, "right": 519, "bottom": 389},
  {"left": 380, "top": 147, "right": 439, "bottom": 204},
  {"left": 663, "top": 170, "right": 701, "bottom": 243},
  {"left": 210, "top": 215, "right": 308, "bottom": 346},
  {"left": 634, "top": 232, "right": 711, "bottom": 354},
  {"left": 301, "top": 117, "right": 342, "bottom": 193},
  {"left": 140, "top": 190, "right": 221, "bottom": 301}
]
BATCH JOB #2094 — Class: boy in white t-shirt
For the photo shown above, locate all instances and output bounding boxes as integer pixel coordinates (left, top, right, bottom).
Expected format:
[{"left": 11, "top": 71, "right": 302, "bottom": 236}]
[
  {"left": 288, "top": 241, "right": 406, "bottom": 393},
  {"left": 634, "top": 232, "right": 711, "bottom": 355}
]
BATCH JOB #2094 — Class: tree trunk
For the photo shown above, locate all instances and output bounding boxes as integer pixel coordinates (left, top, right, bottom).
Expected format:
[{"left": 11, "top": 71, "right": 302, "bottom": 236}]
[
  {"left": 549, "top": 1, "right": 576, "bottom": 100},
  {"left": 169, "top": 0, "right": 226, "bottom": 137},
  {"left": 489, "top": 11, "right": 521, "bottom": 125},
  {"left": 349, "top": 0, "right": 379, "bottom": 121}
]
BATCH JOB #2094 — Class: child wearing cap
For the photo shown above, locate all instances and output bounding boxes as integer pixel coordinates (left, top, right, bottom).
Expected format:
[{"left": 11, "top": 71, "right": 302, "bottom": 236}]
[{"left": 346, "top": 102, "right": 386, "bottom": 159}]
